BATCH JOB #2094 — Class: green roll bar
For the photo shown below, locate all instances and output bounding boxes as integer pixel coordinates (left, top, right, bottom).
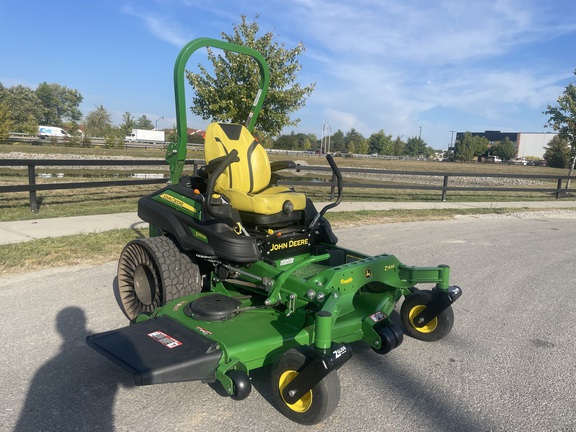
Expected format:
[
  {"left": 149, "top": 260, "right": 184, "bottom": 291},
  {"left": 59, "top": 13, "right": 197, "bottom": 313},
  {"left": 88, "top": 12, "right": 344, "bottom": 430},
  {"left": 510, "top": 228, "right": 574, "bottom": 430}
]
[{"left": 166, "top": 37, "right": 270, "bottom": 184}]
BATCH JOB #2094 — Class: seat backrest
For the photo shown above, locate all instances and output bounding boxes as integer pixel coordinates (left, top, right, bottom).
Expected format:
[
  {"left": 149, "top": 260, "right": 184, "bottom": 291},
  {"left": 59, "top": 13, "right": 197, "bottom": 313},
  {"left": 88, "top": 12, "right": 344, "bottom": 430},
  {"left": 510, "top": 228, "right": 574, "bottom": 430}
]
[{"left": 204, "top": 123, "right": 271, "bottom": 194}]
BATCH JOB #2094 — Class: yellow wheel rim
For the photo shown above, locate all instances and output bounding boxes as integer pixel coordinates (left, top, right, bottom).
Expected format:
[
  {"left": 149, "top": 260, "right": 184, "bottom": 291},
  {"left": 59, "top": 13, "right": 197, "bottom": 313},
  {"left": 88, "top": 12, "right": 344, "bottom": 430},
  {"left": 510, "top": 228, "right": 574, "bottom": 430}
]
[
  {"left": 409, "top": 305, "right": 438, "bottom": 333},
  {"left": 278, "top": 370, "right": 313, "bottom": 413}
]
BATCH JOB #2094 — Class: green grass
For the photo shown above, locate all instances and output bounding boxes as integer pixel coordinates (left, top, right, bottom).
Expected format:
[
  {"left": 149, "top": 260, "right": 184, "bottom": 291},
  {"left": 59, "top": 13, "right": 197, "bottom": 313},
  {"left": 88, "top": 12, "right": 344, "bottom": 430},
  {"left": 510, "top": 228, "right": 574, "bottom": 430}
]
[{"left": 0, "top": 227, "right": 147, "bottom": 275}]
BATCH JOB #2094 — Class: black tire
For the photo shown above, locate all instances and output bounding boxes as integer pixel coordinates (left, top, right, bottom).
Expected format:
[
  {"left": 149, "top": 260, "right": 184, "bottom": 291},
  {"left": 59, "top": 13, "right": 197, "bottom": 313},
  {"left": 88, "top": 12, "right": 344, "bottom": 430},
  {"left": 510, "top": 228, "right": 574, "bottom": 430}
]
[
  {"left": 372, "top": 321, "right": 403, "bottom": 354},
  {"left": 117, "top": 236, "right": 201, "bottom": 321},
  {"left": 227, "top": 370, "right": 252, "bottom": 400},
  {"left": 400, "top": 290, "right": 454, "bottom": 342},
  {"left": 271, "top": 349, "right": 341, "bottom": 425}
]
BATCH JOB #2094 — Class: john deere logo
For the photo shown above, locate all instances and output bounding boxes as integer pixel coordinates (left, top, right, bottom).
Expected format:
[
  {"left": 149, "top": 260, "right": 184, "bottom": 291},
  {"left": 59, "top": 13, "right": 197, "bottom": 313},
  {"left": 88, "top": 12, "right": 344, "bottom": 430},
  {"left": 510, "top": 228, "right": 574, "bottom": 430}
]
[{"left": 365, "top": 268, "right": 372, "bottom": 279}]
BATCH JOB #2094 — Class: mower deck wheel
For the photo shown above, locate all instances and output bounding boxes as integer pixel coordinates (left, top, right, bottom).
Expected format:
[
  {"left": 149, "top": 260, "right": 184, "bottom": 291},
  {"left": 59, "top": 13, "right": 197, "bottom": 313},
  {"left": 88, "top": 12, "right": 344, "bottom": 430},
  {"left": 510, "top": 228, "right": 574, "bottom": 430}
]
[
  {"left": 400, "top": 290, "right": 454, "bottom": 342},
  {"left": 271, "top": 348, "right": 340, "bottom": 425},
  {"left": 227, "top": 370, "right": 252, "bottom": 400}
]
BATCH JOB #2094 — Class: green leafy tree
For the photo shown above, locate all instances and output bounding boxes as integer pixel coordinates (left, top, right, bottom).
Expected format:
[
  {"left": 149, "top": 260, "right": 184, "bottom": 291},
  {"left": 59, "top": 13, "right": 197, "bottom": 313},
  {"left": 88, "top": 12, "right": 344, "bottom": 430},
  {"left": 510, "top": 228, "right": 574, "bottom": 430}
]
[
  {"left": 186, "top": 15, "right": 315, "bottom": 136},
  {"left": 119, "top": 112, "right": 137, "bottom": 136},
  {"left": 84, "top": 105, "right": 112, "bottom": 137},
  {"left": 344, "top": 129, "right": 366, "bottom": 153},
  {"left": 367, "top": 129, "right": 394, "bottom": 155},
  {"left": 491, "top": 137, "right": 516, "bottom": 161},
  {"left": 455, "top": 132, "right": 489, "bottom": 161},
  {"left": 543, "top": 135, "right": 570, "bottom": 168},
  {"left": 392, "top": 135, "right": 405, "bottom": 156},
  {"left": 404, "top": 136, "right": 427, "bottom": 157},
  {"left": 103, "top": 126, "right": 124, "bottom": 148},
  {"left": 3, "top": 85, "right": 44, "bottom": 132},
  {"left": 23, "top": 114, "right": 38, "bottom": 137},
  {"left": 356, "top": 139, "right": 369, "bottom": 154},
  {"left": 544, "top": 69, "right": 576, "bottom": 186},
  {"left": 135, "top": 114, "right": 154, "bottom": 130},
  {"left": 347, "top": 141, "right": 356, "bottom": 154},
  {"left": 274, "top": 132, "right": 296, "bottom": 150},
  {"left": 330, "top": 129, "right": 345, "bottom": 152},
  {"left": 63, "top": 121, "right": 82, "bottom": 137},
  {"left": 35, "top": 82, "right": 83, "bottom": 125},
  {"left": 0, "top": 102, "right": 14, "bottom": 140}
]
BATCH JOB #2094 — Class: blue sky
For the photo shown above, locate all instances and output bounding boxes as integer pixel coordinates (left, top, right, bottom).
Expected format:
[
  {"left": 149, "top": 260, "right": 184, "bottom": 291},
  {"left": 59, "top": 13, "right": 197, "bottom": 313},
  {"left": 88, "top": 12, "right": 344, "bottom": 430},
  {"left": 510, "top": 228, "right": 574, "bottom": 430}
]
[{"left": 2, "top": 0, "right": 575, "bottom": 149}]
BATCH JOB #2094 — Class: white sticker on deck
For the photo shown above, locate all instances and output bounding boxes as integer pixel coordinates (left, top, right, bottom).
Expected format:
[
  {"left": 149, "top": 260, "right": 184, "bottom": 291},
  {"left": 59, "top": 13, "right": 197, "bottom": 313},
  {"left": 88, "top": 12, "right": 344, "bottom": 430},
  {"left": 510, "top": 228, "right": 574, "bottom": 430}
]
[{"left": 147, "top": 330, "right": 182, "bottom": 348}]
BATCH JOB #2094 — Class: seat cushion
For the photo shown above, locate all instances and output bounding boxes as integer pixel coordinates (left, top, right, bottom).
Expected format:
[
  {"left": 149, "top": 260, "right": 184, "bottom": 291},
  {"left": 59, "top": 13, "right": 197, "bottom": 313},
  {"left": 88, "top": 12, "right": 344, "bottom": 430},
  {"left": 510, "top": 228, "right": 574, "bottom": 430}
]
[{"left": 223, "top": 186, "right": 306, "bottom": 215}]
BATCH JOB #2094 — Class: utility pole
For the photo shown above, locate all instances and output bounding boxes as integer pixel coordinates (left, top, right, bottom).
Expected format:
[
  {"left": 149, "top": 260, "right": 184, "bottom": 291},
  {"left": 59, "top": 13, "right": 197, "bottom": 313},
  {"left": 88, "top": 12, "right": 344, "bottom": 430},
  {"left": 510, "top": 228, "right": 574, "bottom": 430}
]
[{"left": 321, "top": 122, "right": 332, "bottom": 154}]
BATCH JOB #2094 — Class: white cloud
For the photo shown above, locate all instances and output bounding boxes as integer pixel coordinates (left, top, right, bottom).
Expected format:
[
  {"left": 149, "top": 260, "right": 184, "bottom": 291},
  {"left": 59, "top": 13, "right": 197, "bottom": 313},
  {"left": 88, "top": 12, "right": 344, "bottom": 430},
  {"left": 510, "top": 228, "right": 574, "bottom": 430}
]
[{"left": 122, "top": 4, "right": 192, "bottom": 47}]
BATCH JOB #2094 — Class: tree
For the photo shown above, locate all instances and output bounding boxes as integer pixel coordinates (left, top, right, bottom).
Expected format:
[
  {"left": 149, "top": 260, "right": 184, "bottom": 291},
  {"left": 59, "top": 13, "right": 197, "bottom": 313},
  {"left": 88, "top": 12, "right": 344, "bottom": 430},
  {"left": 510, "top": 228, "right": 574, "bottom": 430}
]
[
  {"left": 135, "top": 115, "right": 154, "bottom": 130},
  {"left": 186, "top": 15, "right": 315, "bottom": 136},
  {"left": 330, "top": 129, "right": 345, "bottom": 152},
  {"left": 0, "top": 102, "right": 13, "bottom": 140},
  {"left": 3, "top": 85, "right": 44, "bottom": 132},
  {"left": 356, "top": 139, "right": 369, "bottom": 154},
  {"left": 367, "top": 129, "right": 394, "bottom": 155},
  {"left": 392, "top": 136, "right": 405, "bottom": 156},
  {"left": 404, "top": 136, "right": 427, "bottom": 157},
  {"left": 491, "top": 137, "right": 516, "bottom": 161},
  {"left": 347, "top": 140, "right": 356, "bottom": 154},
  {"left": 344, "top": 128, "right": 366, "bottom": 153},
  {"left": 22, "top": 114, "right": 38, "bottom": 137},
  {"left": 544, "top": 70, "right": 576, "bottom": 187},
  {"left": 454, "top": 132, "right": 489, "bottom": 161},
  {"left": 35, "top": 82, "right": 83, "bottom": 125},
  {"left": 119, "top": 112, "right": 136, "bottom": 136},
  {"left": 543, "top": 135, "right": 570, "bottom": 168},
  {"left": 84, "top": 105, "right": 112, "bottom": 137}
]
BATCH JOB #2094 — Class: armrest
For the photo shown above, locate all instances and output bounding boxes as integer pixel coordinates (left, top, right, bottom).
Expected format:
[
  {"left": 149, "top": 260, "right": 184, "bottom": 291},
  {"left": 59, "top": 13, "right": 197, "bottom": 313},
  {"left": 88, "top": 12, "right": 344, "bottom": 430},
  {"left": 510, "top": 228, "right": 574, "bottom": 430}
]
[
  {"left": 270, "top": 160, "right": 297, "bottom": 172},
  {"left": 197, "top": 155, "right": 233, "bottom": 179}
]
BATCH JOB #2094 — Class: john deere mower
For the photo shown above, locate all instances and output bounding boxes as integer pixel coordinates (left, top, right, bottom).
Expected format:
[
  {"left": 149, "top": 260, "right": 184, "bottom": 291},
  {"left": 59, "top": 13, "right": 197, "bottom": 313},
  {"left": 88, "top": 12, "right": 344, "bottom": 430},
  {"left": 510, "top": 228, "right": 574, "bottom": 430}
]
[{"left": 87, "top": 38, "right": 462, "bottom": 425}]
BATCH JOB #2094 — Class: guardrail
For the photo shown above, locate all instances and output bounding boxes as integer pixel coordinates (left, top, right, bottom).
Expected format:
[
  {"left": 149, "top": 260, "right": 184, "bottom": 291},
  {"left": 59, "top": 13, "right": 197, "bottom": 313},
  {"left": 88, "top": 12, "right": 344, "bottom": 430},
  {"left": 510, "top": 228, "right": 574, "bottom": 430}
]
[{"left": 0, "top": 159, "right": 575, "bottom": 212}]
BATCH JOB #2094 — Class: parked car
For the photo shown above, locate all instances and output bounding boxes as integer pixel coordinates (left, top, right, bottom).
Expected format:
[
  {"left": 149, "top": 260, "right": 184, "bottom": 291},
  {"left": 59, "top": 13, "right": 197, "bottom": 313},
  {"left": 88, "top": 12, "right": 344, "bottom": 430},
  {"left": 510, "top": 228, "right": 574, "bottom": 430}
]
[{"left": 486, "top": 155, "right": 502, "bottom": 163}]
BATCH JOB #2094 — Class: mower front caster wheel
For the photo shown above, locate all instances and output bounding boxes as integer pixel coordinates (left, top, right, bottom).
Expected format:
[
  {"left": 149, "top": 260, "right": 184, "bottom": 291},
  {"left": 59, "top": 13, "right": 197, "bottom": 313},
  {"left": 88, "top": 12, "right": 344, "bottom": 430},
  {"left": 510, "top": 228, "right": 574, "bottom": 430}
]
[
  {"left": 401, "top": 290, "right": 454, "bottom": 342},
  {"left": 271, "top": 349, "right": 340, "bottom": 425}
]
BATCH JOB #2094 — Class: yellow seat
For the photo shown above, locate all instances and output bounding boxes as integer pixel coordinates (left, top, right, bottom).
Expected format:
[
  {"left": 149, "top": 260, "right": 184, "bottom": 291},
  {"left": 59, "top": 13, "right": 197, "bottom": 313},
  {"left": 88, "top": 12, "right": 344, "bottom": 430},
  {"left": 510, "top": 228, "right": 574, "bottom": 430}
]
[{"left": 204, "top": 123, "right": 306, "bottom": 215}]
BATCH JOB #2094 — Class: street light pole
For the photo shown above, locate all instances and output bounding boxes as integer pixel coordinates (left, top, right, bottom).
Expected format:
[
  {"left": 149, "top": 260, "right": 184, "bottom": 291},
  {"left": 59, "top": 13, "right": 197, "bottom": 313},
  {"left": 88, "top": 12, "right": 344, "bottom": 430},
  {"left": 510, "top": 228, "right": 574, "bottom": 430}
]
[{"left": 155, "top": 116, "right": 164, "bottom": 130}]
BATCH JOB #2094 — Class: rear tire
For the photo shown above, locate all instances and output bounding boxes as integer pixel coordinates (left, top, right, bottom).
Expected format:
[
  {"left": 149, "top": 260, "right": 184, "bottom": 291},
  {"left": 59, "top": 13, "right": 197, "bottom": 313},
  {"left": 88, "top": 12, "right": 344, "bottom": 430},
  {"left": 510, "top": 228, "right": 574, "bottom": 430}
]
[{"left": 117, "top": 236, "right": 201, "bottom": 321}]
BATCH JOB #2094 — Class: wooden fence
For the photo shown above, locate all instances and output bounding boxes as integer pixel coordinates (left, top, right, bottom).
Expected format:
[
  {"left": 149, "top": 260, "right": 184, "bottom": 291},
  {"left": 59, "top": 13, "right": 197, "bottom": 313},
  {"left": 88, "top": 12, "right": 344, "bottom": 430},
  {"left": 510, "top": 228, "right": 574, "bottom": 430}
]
[{"left": 0, "top": 159, "right": 574, "bottom": 212}]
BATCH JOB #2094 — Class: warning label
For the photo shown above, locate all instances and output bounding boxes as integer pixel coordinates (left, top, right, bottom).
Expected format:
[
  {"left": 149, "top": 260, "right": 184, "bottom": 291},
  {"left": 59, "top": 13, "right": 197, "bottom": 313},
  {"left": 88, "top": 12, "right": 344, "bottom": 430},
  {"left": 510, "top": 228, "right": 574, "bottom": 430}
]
[{"left": 147, "top": 331, "right": 183, "bottom": 349}]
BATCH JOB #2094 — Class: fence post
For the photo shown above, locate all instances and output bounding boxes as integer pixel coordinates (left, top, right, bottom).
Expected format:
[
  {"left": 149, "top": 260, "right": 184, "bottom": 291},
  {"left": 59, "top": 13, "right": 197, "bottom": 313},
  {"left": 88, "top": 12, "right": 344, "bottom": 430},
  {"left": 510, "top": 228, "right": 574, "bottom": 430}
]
[
  {"left": 556, "top": 178, "right": 563, "bottom": 199},
  {"left": 27, "top": 165, "right": 38, "bottom": 212},
  {"left": 441, "top": 176, "right": 449, "bottom": 201}
]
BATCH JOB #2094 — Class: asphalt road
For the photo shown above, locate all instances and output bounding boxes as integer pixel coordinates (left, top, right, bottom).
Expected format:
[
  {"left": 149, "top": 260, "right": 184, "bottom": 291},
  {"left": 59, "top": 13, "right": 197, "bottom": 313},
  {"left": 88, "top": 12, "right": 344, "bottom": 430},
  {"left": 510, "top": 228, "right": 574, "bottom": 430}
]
[{"left": 1, "top": 213, "right": 575, "bottom": 432}]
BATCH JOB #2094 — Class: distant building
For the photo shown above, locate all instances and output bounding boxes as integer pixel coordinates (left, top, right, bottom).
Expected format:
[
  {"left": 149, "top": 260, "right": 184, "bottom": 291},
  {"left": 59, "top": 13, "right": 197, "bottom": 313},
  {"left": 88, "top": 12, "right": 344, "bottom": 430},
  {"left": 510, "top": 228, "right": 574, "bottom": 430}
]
[{"left": 454, "top": 131, "right": 557, "bottom": 159}]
